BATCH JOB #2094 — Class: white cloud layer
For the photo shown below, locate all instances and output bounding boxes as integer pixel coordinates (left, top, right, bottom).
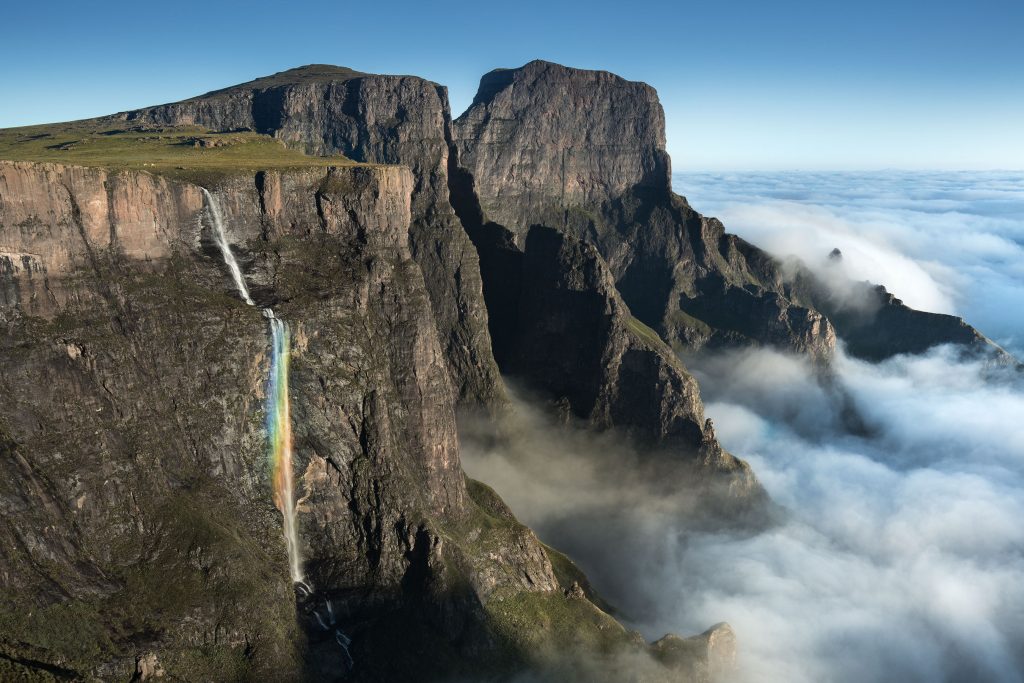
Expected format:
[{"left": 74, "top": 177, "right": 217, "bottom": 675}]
[
  {"left": 674, "top": 171, "right": 1024, "bottom": 355},
  {"left": 462, "top": 173, "right": 1024, "bottom": 682},
  {"left": 463, "top": 348, "right": 1024, "bottom": 682}
]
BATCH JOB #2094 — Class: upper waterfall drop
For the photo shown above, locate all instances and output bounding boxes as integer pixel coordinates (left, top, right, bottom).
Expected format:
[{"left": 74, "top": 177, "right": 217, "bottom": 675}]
[{"left": 202, "top": 187, "right": 255, "bottom": 307}]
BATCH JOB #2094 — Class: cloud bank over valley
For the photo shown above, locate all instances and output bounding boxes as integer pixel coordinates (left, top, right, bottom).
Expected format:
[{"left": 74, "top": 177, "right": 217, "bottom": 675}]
[{"left": 463, "top": 172, "right": 1024, "bottom": 682}]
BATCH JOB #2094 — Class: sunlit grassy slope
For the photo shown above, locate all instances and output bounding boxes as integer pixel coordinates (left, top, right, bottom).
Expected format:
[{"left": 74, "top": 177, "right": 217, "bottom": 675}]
[{"left": 0, "top": 120, "right": 356, "bottom": 180}]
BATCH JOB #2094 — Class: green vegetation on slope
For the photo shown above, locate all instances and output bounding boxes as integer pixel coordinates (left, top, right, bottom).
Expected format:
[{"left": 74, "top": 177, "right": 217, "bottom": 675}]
[
  {"left": 627, "top": 315, "right": 670, "bottom": 351},
  {"left": 0, "top": 121, "right": 355, "bottom": 180}
]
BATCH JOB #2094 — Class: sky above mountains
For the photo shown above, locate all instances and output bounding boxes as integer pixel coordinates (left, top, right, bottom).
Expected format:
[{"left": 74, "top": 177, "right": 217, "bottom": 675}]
[{"left": 2, "top": 0, "right": 1021, "bottom": 170}]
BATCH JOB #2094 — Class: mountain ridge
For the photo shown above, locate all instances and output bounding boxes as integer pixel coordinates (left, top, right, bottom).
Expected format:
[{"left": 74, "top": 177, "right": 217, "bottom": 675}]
[{"left": 0, "top": 59, "right": 1011, "bottom": 682}]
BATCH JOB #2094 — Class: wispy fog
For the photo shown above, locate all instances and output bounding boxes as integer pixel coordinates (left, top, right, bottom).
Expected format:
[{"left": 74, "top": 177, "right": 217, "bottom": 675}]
[
  {"left": 463, "top": 349, "right": 1024, "bottom": 682},
  {"left": 675, "top": 171, "right": 1024, "bottom": 356},
  {"left": 462, "top": 172, "right": 1024, "bottom": 682},
  {"left": 687, "top": 347, "right": 1024, "bottom": 682}
]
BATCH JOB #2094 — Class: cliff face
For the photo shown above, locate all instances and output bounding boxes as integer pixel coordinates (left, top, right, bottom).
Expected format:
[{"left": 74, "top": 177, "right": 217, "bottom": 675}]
[
  {"left": 0, "top": 147, "right": 740, "bottom": 680},
  {"left": 500, "top": 225, "right": 760, "bottom": 498},
  {"left": 453, "top": 60, "right": 1000, "bottom": 365},
  {"left": 122, "top": 65, "right": 503, "bottom": 407},
  {"left": 453, "top": 62, "right": 836, "bottom": 362},
  {"left": 454, "top": 60, "right": 671, "bottom": 239},
  {"left": 0, "top": 160, "right": 644, "bottom": 681}
]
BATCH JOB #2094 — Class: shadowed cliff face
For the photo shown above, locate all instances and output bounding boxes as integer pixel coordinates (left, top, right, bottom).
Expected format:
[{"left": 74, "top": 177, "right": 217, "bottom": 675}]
[
  {"left": 452, "top": 60, "right": 1004, "bottom": 365},
  {"left": 0, "top": 160, "right": 643, "bottom": 681},
  {"left": 0, "top": 153, "right": 732, "bottom": 681},
  {"left": 121, "top": 65, "right": 504, "bottom": 408},
  {"left": 499, "top": 225, "right": 763, "bottom": 502}
]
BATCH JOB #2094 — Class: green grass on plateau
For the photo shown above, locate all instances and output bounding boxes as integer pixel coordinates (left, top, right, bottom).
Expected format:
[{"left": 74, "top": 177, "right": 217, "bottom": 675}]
[{"left": 0, "top": 120, "right": 355, "bottom": 180}]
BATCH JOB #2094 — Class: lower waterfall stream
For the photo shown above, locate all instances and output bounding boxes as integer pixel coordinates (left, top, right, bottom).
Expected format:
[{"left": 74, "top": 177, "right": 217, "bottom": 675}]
[{"left": 201, "top": 188, "right": 353, "bottom": 669}]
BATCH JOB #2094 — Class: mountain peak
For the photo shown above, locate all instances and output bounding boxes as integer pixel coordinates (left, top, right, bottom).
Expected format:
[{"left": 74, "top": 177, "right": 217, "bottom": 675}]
[
  {"left": 473, "top": 60, "right": 655, "bottom": 106},
  {"left": 199, "top": 64, "right": 370, "bottom": 98},
  {"left": 455, "top": 59, "right": 671, "bottom": 238}
]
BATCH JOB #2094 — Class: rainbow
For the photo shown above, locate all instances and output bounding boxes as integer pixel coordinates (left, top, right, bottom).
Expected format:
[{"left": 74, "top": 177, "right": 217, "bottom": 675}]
[{"left": 266, "top": 314, "right": 304, "bottom": 585}]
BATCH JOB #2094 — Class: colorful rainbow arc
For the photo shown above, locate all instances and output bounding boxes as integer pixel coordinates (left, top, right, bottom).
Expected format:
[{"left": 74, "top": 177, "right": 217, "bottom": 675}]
[{"left": 267, "top": 316, "right": 304, "bottom": 585}]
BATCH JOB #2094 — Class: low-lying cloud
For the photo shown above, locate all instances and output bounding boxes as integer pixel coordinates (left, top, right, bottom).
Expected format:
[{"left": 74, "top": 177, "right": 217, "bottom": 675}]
[
  {"left": 688, "top": 347, "right": 1024, "bottom": 683},
  {"left": 462, "top": 172, "right": 1024, "bottom": 682},
  {"left": 675, "top": 171, "right": 1024, "bottom": 356},
  {"left": 462, "top": 348, "right": 1024, "bottom": 682}
]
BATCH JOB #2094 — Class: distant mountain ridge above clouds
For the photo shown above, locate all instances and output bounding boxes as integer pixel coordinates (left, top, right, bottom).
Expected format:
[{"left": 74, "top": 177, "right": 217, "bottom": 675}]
[{"left": 676, "top": 169, "right": 1024, "bottom": 361}]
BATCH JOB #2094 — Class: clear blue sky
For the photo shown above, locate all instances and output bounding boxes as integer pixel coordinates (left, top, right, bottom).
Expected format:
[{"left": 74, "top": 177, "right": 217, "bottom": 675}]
[{"left": 2, "top": 0, "right": 1021, "bottom": 170}]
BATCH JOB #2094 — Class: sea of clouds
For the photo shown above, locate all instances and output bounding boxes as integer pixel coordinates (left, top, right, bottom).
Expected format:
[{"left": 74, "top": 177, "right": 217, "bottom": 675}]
[
  {"left": 676, "top": 171, "right": 1024, "bottom": 356},
  {"left": 461, "top": 172, "right": 1024, "bottom": 682}
]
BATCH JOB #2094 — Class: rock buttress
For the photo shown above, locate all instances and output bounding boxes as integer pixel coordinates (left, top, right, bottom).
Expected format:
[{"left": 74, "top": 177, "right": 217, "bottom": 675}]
[{"left": 453, "top": 59, "right": 1003, "bottom": 363}]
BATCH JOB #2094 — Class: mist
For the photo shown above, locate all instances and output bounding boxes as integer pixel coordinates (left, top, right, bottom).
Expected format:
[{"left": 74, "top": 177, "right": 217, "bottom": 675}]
[
  {"left": 461, "top": 172, "right": 1024, "bottom": 682},
  {"left": 462, "top": 348, "right": 1024, "bottom": 682}
]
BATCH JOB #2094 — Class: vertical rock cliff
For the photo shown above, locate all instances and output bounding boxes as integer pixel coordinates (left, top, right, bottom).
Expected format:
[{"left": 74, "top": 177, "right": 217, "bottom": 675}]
[
  {"left": 497, "top": 225, "right": 760, "bottom": 498},
  {"left": 110, "top": 63, "right": 776, "bottom": 495},
  {"left": 453, "top": 60, "right": 836, "bottom": 362},
  {"left": 454, "top": 60, "right": 672, "bottom": 233},
  {"left": 0, "top": 154, "right": 729, "bottom": 680}
]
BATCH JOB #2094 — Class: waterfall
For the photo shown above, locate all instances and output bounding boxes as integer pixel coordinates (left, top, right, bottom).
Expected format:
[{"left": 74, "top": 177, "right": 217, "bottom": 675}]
[
  {"left": 203, "top": 188, "right": 352, "bottom": 666},
  {"left": 202, "top": 188, "right": 305, "bottom": 585},
  {"left": 202, "top": 188, "right": 255, "bottom": 306},
  {"left": 266, "top": 313, "right": 304, "bottom": 585}
]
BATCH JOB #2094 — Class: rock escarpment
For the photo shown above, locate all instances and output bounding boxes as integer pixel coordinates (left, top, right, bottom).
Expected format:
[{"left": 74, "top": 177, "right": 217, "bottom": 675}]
[
  {"left": 500, "top": 225, "right": 759, "bottom": 497},
  {"left": 806, "top": 278, "right": 1001, "bottom": 361},
  {"left": 121, "top": 65, "right": 503, "bottom": 407},
  {"left": 453, "top": 60, "right": 836, "bottom": 362},
  {"left": 454, "top": 60, "right": 671, "bottom": 235},
  {"left": 453, "top": 60, "right": 1002, "bottom": 364},
  {"left": 0, "top": 160, "right": 675, "bottom": 681},
  {"left": 0, "top": 143, "right": 756, "bottom": 680},
  {"left": 118, "top": 64, "right": 767, "bottom": 495}
]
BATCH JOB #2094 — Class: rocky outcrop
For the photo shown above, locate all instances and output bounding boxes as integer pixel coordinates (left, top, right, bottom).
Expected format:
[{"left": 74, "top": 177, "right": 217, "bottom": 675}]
[
  {"left": 453, "top": 60, "right": 1004, "bottom": 365},
  {"left": 653, "top": 623, "right": 738, "bottom": 683},
  {"left": 803, "top": 276, "right": 1006, "bottom": 361},
  {"left": 452, "top": 61, "right": 836, "bottom": 361},
  {"left": 120, "top": 65, "right": 504, "bottom": 407},
  {"left": 478, "top": 224, "right": 761, "bottom": 499},
  {"left": 453, "top": 60, "right": 671, "bottom": 240}
]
